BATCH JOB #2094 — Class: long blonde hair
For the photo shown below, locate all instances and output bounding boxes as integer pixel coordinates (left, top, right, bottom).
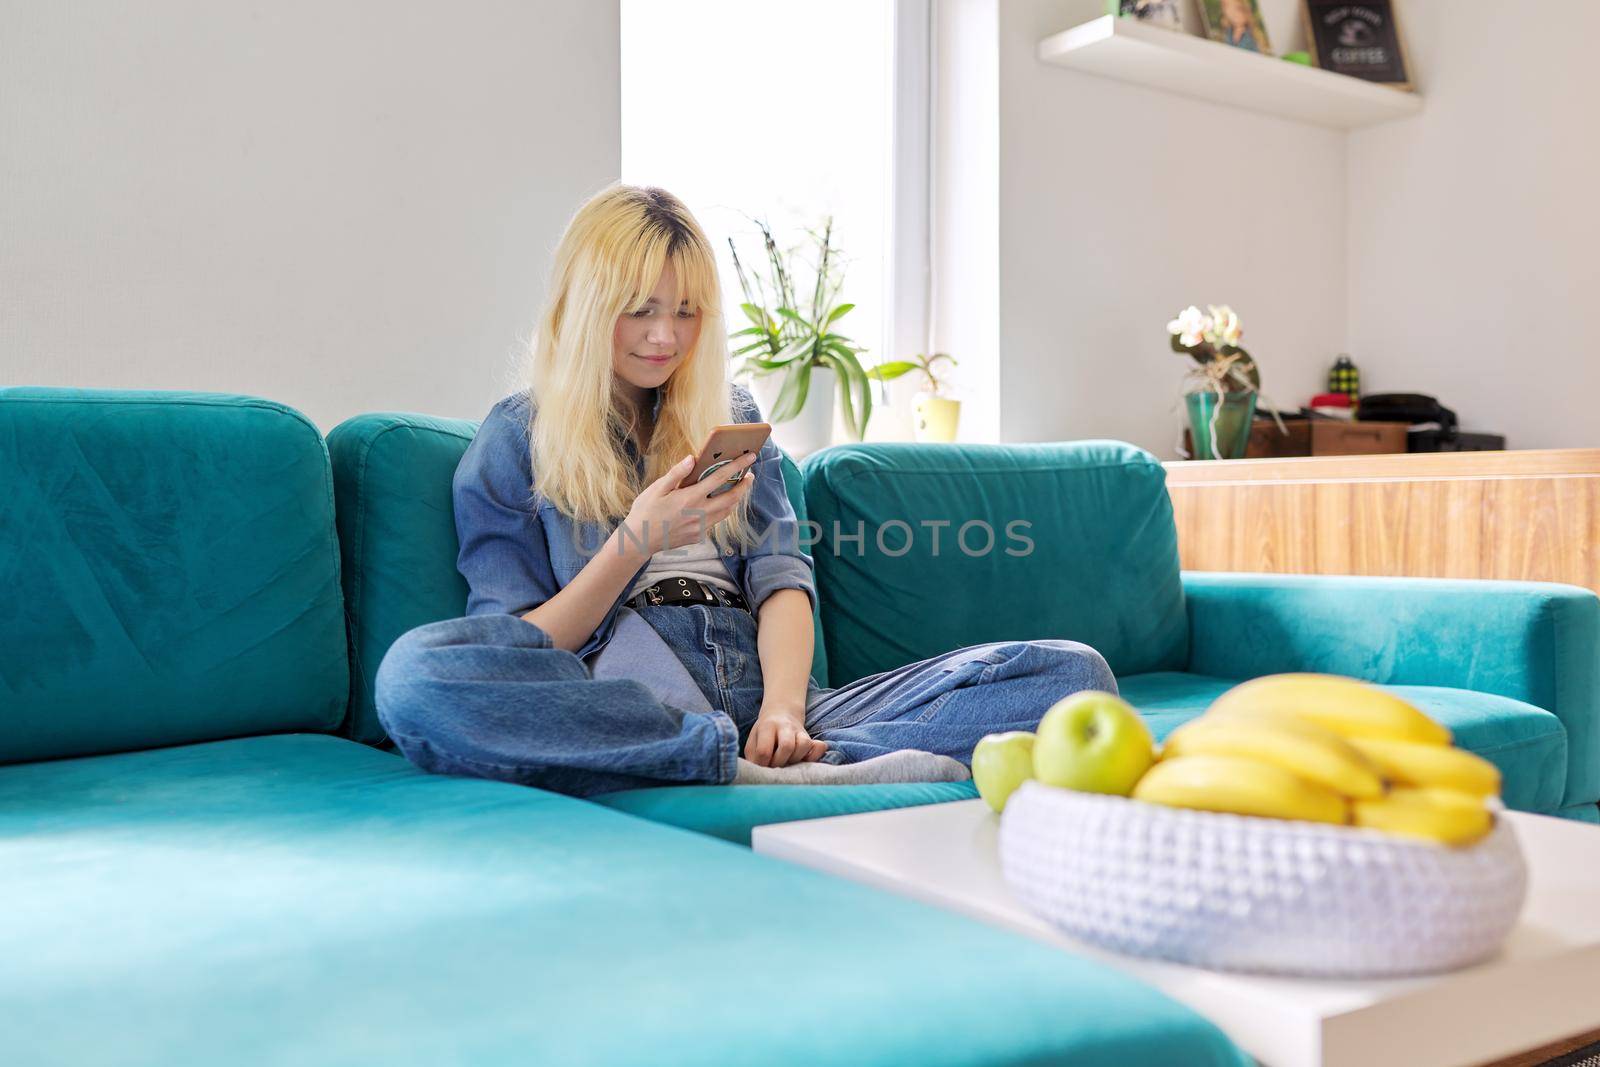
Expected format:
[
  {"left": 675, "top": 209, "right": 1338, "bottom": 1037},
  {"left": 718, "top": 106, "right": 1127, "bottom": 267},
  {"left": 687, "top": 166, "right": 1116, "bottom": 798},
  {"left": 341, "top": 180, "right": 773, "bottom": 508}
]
[{"left": 527, "top": 183, "right": 752, "bottom": 549}]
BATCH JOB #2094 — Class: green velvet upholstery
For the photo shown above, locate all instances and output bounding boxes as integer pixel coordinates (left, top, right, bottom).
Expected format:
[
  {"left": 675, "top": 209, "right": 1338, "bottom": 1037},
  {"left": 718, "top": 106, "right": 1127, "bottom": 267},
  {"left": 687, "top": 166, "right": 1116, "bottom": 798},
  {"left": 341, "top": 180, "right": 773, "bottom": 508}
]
[
  {"left": 328, "top": 413, "right": 477, "bottom": 743},
  {"left": 0, "top": 388, "right": 347, "bottom": 762},
  {"left": 800, "top": 441, "right": 1189, "bottom": 687},
  {"left": 0, "top": 734, "right": 1245, "bottom": 1067},
  {"left": 1559, "top": 801, "right": 1600, "bottom": 823},
  {"left": 1121, "top": 672, "right": 1568, "bottom": 813},
  {"left": 326, "top": 413, "right": 826, "bottom": 744},
  {"left": 779, "top": 450, "right": 830, "bottom": 687},
  {"left": 1183, "top": 572, "right": 1600, "bottom": 810},
  {"left": 593, "top": 780, "right": 979, "bottom": 846}
]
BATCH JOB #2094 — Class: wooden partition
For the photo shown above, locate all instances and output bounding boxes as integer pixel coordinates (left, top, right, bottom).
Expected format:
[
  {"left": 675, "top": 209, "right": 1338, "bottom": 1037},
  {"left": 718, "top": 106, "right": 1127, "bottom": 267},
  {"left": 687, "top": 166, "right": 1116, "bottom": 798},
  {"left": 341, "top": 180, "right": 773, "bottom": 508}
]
[{"left": 1163, "top": 450, "right": 1600, "bottom": 597}]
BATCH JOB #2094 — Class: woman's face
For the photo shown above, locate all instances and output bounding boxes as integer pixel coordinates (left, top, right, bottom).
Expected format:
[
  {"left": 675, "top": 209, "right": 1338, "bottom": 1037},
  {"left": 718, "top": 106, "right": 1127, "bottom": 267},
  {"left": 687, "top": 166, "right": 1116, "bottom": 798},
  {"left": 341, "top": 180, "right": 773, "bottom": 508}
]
[
  {"left": 1220, "top": 0, "right": 1250, "bottom": 26},
  {"left": 612, "top": 262, "right": 700, "bottom": 400}
]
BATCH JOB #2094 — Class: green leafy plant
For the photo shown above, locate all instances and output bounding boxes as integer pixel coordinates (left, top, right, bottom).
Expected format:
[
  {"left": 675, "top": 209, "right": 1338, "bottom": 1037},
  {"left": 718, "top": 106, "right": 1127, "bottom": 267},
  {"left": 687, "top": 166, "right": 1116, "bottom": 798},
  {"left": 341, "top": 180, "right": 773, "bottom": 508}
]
[
  {"left": 728, "top": 217, "right": 873, "bottom": 442},
  {"left": 865, "top": 352, "right": 959, "bottom": 395}
]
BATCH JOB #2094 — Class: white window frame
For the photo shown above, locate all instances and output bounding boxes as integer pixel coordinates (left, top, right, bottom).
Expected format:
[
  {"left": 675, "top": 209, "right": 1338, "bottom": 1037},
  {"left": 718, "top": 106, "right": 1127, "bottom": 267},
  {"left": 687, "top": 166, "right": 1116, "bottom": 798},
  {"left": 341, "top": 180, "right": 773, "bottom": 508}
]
[{"left": 887, "top": 0, "right": 934, "bottom": 382}]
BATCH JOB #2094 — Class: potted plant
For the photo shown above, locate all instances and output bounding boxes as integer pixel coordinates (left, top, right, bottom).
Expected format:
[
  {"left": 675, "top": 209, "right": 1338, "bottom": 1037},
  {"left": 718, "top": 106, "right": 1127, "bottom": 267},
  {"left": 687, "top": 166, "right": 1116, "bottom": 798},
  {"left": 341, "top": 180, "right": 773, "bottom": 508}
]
[
  {"left": 865, "top": 352, "right": 961, "bottom": 442},
  {"left": 728, "top": 218, "right": 872, "bottom": 456},
  {"left": 1168, "top": 304, "right": 1260, "bottom": 460}
]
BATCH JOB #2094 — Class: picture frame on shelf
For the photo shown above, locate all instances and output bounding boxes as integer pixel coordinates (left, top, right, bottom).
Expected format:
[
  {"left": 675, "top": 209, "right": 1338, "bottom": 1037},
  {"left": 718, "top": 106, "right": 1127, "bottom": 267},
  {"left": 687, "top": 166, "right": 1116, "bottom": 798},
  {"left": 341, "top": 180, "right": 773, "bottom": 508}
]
[
  {"left": 1197, "top": 0, "right": 1273, "bottom": 54},
  {"left": 1303, "top": 0, "right": 1412, "bottom": 89},
  {"left": 1106, "top": 0, "right": 1184, "bottom": 30}
]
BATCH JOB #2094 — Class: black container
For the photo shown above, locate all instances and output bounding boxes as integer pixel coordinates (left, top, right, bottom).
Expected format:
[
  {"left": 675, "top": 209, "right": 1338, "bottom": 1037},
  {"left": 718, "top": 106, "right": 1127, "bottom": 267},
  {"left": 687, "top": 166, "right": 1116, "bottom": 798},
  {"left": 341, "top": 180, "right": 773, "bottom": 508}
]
[{"left": 1408, "top": 430, "right": 1506, "bottom": 453}]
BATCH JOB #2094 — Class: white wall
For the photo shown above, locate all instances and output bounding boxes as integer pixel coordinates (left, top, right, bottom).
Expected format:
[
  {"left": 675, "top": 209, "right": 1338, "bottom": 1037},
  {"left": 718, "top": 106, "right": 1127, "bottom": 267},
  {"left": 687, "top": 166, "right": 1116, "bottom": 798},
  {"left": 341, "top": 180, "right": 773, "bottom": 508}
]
[
  {"left": 0, "top": 1, "right": 620, "bottom": 431},
  {"left": 1347, "top": 0, "right": 1600, "bottom": 448},
  {"left": 992, "top": 0, "right": 1347, "bottom": 455}
]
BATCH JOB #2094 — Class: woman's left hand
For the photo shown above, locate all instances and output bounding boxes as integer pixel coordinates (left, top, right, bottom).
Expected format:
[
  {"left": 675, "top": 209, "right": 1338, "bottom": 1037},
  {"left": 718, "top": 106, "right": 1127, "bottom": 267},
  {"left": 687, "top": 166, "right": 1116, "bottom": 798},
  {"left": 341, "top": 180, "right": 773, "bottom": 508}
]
[{"left": 745, "top": 708, "right": 827, "bottom": 767}]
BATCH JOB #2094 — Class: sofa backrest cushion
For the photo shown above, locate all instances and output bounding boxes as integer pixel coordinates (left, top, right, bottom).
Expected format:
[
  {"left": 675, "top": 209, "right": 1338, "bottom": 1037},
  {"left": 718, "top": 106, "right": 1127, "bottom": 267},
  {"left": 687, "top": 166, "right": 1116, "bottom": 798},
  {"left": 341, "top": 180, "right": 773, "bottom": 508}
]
[
  {"left": 779, "top": 454, "right": 830, "bottom": 687},
  {"left": 0, "top": 388, "right": 348, "bottom": 762},
  {"left": 327, "top": 412, "right": 828, "bottom": 745},
  {"left": 327, "top": 413, "right": 476, "bottom": 744},
  {"left": 801, "top": 440, "right": 1188, "bottom": 686}
]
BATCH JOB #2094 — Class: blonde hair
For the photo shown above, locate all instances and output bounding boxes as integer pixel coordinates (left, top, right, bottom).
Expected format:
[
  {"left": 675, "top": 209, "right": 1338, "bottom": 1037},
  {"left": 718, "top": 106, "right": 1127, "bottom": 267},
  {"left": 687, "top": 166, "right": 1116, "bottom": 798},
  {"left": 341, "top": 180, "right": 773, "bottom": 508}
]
[{"left": 527, "top": 183, "right": 752, "bottom": 549}]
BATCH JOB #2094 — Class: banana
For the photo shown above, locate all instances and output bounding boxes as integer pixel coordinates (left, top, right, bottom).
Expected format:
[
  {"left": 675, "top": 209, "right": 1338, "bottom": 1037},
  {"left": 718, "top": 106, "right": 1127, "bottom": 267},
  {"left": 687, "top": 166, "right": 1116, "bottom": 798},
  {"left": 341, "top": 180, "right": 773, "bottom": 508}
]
[
  {"left": 1352, "top": 787, "right": 1493, "bottom": 846},
  {"left": 1132, "top": 754, "right": 1349, "bottom": 825},
  {"left": 1347, "top": 737, "right": 1502, "bottom": 798},
  {"left": 1208, "top": 673, "right": 1452, "bottom": 746},
  {"left": 1162, "top": 715, "right": 1385, "bottom": 799}
]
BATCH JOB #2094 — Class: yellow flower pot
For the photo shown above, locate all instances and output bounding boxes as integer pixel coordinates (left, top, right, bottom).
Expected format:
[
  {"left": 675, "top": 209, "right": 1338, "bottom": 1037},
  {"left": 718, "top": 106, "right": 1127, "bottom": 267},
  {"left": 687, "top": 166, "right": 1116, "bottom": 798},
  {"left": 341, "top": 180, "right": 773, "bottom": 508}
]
[{"left": 913, "top": 393, "right": 961, "bottom": 443}]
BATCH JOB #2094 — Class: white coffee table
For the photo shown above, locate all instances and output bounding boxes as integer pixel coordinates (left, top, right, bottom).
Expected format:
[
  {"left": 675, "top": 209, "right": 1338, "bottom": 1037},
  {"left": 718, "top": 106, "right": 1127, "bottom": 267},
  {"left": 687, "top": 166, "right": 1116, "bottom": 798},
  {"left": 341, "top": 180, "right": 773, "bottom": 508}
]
[{"left": 754, "top": 800, "right": 1600, "bottom": 1067}]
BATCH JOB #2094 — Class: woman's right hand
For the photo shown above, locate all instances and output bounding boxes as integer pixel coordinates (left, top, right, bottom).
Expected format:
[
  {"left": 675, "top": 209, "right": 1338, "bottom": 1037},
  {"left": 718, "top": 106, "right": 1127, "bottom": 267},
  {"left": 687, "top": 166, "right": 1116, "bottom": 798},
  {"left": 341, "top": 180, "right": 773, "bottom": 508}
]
[{"left": 619, "top": 451, "right": 759, "bottom": 557}]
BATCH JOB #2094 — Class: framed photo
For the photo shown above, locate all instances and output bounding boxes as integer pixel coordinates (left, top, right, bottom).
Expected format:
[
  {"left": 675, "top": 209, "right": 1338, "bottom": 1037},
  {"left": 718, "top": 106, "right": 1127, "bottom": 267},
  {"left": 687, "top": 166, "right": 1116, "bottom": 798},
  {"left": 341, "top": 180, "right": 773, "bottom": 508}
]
[
  {"left": 1197, "top": 0, "right": 1274, "bottom": 55},
  {"left": 1107, "top": 0, "right": 1184, "bottom": 30},
  {"left": 1303, "top": 0, "right": 1412, "bottom": 88}
]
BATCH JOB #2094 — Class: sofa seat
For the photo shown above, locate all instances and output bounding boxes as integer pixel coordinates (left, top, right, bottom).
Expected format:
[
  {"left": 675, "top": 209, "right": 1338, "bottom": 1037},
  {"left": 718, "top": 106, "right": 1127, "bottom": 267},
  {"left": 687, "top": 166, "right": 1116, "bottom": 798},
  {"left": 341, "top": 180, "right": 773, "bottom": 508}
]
[
  {"left": 1122, "top": 672, "right": 1569, "bottom": 814},
  {"left": 589, "top": 671, "right": 1567, "bottom": 844},
  {"left": 592, "top": 780, "right": 980, "bottom": 846},
  {"left": 0, "top": 733, "right": 1243, "bottom": 1067}
]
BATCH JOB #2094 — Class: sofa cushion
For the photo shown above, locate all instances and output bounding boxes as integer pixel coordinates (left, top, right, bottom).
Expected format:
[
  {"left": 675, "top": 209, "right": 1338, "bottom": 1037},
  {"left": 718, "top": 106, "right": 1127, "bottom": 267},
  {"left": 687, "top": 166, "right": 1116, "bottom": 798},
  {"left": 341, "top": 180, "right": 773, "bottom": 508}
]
[
  {"left": 1183, "top": 571, "right": 1600, "bottom": 811},
  {"left": 802, "top": 441, "right": 1189, "bottom": 686},
  {"left": 328, "top": 412, "right": 477, "bottom": 743},
  {"left": 328, "top": 412, "right": 826, "bottom": 743},
  {"left": 593, "top": 779, "right": 980, "bottom": 846},
  {"left": 0, "top": 734, "right": 1244, "bottom": 1067},
  {"left": 1122, "top": 671, "right": 1569, "bottom": 814},
  {"left": 595, "top": 674, "right": 1568, "bottom": 839},
  {"left": 0, "top": 388, "right": 346, "bottom": 762}
]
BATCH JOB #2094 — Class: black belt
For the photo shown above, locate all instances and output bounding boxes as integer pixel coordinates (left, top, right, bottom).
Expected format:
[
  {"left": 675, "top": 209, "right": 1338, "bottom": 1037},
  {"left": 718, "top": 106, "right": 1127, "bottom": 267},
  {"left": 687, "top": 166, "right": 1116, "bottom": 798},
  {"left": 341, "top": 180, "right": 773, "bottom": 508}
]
[{"left": 628, "top": 576, "right": 749, "bottom": 612}]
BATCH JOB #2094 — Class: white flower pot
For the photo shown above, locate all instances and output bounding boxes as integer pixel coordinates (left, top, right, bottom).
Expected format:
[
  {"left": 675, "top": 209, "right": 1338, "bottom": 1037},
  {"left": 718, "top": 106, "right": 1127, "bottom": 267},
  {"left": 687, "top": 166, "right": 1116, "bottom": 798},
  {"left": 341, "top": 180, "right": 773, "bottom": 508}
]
[
  {"left": 912, "top": 391, "right": 961, "bottom": 443},
  {"left": 748, "top": 365, "right": 835, "bottom": 458}
]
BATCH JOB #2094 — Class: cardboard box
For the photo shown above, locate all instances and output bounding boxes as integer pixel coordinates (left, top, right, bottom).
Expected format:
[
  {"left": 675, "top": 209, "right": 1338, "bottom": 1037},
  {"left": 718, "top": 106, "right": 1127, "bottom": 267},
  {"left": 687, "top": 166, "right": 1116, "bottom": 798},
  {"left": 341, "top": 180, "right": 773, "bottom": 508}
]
[
  {"left": 1247, "top": 418, "right": 1311, "bottom": 457},
  {"left": 1312, "top": 420, "right": 1409, "bottom": 455}
]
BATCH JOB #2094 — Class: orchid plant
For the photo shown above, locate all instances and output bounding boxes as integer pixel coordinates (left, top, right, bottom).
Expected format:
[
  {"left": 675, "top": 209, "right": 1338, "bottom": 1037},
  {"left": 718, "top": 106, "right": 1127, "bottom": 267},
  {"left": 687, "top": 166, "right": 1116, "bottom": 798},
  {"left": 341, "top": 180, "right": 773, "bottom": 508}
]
[
  {"left": 1167, "top": 303, "right": 1286, "bottom": 458},
  {"left": 1167, "top": 304, "right": 1260, "bottom": 394}
]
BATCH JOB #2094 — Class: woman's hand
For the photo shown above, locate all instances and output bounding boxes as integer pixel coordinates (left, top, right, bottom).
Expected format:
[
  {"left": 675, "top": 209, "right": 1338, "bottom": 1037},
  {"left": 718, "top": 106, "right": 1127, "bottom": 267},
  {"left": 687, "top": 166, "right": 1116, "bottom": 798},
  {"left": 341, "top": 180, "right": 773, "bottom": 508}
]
[
  {"left": 745, "top": 706, "right": 828, "bottom": 767},
  {"left": 621, "top": 451, "right": 758, "bottom": 557}
]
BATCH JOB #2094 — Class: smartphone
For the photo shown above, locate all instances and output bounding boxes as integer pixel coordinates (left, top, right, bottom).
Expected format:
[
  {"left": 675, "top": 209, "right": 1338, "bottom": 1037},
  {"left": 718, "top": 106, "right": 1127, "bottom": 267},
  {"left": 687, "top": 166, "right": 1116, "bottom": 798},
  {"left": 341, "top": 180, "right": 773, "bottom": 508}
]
[{"left": 677, "top": 422, "right": 771, "bottom": 495}]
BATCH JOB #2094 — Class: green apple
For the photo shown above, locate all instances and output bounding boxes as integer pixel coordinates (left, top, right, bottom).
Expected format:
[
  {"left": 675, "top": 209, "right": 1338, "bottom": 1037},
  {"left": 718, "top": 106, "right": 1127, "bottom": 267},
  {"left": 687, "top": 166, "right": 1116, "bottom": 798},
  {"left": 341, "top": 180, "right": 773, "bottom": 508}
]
[
  {"left": 972, "top": 731, "right": 1036, "bottom": 813},
  {"left": 1032, "top": 691, "right": 1154, "bottom": 796}
]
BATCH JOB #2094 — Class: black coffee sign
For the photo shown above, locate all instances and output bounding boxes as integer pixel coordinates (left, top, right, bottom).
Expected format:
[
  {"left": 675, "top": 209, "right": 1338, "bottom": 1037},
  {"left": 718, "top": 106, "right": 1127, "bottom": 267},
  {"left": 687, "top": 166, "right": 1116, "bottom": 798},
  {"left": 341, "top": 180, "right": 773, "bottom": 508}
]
[{"left": 1304, "top": 2, "right": 1411, "bottom": 87}]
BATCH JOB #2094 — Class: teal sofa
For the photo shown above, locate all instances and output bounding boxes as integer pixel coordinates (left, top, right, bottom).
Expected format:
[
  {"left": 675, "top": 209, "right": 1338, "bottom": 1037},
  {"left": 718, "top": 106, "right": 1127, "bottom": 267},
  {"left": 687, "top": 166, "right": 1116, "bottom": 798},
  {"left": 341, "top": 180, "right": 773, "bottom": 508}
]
[
  {"left": 327, "top": 413, "right": 1600, "bottom": 844},
  {"left": 1, "top": 387, "right": 1248, "bottom": 1066},
  {"left": 6, "top": 386, "right": 1595, "bottom": 1064}
]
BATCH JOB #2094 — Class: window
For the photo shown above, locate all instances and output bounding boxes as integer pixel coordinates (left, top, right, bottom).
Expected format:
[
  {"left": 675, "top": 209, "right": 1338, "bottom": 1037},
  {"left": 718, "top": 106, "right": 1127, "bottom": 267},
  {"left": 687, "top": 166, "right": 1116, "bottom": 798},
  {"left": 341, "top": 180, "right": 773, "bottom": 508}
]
[{"left": 621, "top": 0, "right": 905, "bottom": 379}]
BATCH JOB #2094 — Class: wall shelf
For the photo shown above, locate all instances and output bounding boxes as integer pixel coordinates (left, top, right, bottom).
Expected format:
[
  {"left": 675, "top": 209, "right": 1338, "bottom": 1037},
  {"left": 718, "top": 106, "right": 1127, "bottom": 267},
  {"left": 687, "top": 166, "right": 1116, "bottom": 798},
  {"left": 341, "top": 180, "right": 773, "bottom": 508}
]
[{"left": 1037, "top": 15, "right": 1422, "bottom": 130}]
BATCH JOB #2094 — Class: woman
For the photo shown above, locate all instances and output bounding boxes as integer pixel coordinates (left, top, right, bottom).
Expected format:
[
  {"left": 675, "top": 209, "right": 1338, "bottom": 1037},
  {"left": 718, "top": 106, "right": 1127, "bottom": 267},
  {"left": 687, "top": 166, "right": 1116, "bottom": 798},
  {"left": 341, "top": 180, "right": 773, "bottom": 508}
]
[{"left": 374, "top": 184, "right": 1116, "bottom": 797}]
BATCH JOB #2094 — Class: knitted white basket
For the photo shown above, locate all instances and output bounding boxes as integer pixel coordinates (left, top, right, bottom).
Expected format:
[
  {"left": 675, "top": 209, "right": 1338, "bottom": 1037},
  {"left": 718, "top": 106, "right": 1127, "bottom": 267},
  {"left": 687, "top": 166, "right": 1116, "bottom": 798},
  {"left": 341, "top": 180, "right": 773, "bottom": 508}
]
[{"left": 998, "top": 781, "right": 1528, "bottom": 978}]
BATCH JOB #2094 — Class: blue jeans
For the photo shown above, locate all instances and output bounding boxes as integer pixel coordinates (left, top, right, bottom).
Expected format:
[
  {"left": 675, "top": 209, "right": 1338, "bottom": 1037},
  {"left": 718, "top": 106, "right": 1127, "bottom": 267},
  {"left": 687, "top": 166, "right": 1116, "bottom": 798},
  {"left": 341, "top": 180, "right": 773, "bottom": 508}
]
[{"left": 374, "top": 607, "right": 1116, "bottom": 797}]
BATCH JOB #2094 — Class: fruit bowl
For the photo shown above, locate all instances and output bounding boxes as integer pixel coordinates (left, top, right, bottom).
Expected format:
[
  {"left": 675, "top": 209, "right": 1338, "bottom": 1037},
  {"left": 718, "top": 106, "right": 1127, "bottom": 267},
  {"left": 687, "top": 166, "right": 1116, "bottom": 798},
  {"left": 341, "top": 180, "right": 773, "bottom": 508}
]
[{"left": 998, "top": 781, "right": 1528, "bottom": 978}]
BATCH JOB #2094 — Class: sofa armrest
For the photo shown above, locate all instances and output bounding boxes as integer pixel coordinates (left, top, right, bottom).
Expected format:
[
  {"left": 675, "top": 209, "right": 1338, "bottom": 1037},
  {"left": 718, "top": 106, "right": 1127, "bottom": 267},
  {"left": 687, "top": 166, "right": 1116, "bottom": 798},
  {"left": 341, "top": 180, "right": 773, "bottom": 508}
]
[{"left": 1182, "top": 571, "right": 1600, "bottom": 808}]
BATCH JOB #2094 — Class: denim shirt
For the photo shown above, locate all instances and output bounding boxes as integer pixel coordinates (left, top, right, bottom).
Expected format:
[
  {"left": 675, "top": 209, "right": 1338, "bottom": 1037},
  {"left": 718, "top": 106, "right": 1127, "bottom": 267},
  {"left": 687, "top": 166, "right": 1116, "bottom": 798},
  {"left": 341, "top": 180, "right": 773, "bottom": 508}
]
[{"left": 451, "top": 382, "right": 817, "bottom": 662}]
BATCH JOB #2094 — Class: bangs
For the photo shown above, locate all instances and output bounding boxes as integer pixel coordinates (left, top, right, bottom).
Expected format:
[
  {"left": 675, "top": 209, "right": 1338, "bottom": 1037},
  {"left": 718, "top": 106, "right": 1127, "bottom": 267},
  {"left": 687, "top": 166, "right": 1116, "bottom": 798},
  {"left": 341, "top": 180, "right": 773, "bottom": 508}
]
[
  {"left": 667, "top": 244, "right": 721, "bottom": 318},
  {"left": 621, "top": 230, "right": 721, "bottom": 319}
]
